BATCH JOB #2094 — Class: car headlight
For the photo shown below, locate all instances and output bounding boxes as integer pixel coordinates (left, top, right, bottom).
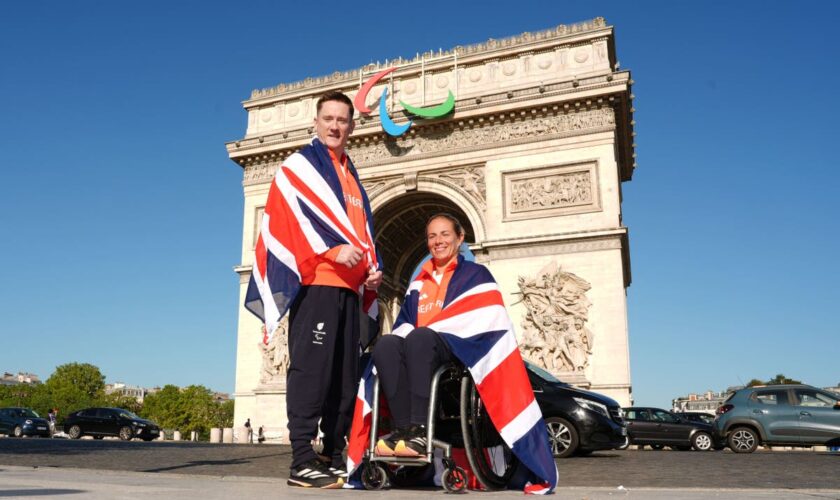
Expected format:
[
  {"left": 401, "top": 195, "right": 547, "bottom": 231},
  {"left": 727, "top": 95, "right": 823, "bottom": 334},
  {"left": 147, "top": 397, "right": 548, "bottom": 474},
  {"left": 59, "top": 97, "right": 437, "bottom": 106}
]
[
  {"left": 573, "top": 397, "right": 609, "bottom": 417},
  {"left": 25, "top": 419, "right": 33, "bottom": 425},
  {"left": 134, "top": 422, "right": 147, "bottom": 427}
]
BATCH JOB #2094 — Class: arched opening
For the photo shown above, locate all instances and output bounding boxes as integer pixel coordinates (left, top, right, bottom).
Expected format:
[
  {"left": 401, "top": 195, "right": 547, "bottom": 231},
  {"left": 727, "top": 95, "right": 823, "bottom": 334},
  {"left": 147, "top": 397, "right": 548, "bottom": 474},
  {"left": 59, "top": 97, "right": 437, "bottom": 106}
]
[{"left": 372, "top": 192, "right": 474, "bottom": 332}]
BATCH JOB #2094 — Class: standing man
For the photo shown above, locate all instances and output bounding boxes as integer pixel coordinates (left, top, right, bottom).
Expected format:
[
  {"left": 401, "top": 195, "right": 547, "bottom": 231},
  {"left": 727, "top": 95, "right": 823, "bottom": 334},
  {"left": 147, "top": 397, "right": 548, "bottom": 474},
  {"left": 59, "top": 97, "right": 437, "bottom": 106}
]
[{"left": 245, "top": 91, "right": 382, "bottom": 489}]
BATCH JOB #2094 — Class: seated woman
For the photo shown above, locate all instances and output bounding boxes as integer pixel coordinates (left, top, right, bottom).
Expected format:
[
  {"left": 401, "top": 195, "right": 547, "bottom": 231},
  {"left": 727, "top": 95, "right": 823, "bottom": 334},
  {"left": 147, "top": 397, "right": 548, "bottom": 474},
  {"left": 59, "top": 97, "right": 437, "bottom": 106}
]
[
  {"left": 351, "top": 212, "right": 557, "bottom": 491},
  {"left": 372, "top": 213, "right": 464, "bottom": 457}
]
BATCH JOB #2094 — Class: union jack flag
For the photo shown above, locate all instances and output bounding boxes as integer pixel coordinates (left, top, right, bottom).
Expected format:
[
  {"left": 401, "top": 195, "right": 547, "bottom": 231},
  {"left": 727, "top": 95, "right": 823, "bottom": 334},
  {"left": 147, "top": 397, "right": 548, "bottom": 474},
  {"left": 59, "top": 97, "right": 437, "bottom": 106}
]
[
  {"left": 244, "top": 137, "right": 381, "bottom": 344},
  {"left": 346, "top": 257, "right": 557, "bottom": 493}
]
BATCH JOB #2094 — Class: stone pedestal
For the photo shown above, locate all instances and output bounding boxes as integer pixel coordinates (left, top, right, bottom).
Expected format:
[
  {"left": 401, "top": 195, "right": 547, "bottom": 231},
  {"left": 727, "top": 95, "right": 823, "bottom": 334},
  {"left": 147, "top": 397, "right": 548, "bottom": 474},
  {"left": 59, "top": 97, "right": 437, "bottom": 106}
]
[
  {"left": 172, "top": 431, "right": 181, "bottom": 441},
  {"left": 210, "top": 428, "right": 222, "bottom": 443},
  {"left": 222, "top": 428, "right": 233, "bottom": 444}
]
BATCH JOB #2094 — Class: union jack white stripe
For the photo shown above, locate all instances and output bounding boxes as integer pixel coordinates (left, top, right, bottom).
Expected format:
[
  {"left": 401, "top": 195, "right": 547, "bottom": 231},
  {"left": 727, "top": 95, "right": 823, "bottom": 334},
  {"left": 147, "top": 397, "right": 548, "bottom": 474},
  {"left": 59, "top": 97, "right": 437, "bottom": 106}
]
[
  {"left": 346, "top": 257, "right": 557, "bottom": 493},
  {"left": 244, "top": 137, "right": 381, "bottom": 344}
]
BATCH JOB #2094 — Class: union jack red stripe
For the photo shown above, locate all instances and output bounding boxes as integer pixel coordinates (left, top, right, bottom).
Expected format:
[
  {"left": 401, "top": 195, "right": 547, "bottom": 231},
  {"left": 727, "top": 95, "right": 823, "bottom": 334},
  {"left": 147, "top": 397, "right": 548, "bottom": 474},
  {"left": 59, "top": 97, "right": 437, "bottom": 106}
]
[{"left": 245, "top": 138, "right": 380, "bottom": 343}]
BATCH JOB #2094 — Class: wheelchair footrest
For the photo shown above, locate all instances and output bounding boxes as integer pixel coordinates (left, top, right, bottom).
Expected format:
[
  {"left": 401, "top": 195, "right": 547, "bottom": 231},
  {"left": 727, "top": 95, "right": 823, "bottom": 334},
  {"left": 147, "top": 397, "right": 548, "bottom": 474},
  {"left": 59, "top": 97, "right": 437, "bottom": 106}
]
[{"left": 369, "top": 455, "right": 432, "bottom": 465}]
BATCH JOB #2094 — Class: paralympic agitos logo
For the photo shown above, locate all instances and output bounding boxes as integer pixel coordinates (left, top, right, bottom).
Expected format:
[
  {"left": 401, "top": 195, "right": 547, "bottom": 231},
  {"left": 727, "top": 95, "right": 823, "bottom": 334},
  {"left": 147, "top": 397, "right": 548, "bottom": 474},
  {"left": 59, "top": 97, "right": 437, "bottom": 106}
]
[{"left": 353, "top": 67, "right": 456, "bottom": 137}]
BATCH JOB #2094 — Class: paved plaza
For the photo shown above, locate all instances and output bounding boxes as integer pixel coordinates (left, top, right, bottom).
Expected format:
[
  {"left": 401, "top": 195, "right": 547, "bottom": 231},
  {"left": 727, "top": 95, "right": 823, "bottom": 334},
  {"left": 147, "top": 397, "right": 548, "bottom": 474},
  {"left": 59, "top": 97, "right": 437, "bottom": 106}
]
[{"left": 0, "top": 439, "right": 839, "bottom": 498}]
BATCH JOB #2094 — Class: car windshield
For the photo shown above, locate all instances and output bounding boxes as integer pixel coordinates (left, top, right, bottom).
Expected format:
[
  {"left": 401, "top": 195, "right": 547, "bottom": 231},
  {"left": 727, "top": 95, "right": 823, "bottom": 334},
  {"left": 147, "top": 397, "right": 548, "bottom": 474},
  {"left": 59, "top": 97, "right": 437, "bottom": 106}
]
[
  {"left": 525, "top": 361, "right": 568, "bottom": 385},
  {"left": 16, "top": 409, "right": 39, "bottom": 418},
  {"left": 119, "top": 410, "right": 141, "bottom": 420}
]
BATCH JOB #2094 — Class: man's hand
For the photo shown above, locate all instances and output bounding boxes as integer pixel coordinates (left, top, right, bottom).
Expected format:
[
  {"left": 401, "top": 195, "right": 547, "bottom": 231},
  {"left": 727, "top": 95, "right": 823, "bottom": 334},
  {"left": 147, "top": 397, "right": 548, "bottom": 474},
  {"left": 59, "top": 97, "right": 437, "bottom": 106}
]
[
  {"left": 334, "top": 245, "right": 363, "bottom": 268},
  {"left": 364, "top": 269, "right": 383, "bottom": 291}
]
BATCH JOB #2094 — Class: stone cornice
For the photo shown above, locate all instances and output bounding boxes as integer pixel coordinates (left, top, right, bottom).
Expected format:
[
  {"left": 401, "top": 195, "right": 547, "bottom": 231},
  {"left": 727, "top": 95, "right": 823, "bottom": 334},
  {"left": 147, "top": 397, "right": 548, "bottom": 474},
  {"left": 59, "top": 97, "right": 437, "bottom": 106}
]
[
  {"left": 245, "top": 18, "right": 609, "bottom": 104},
  {"left": 227, "top": 72, "right": 630, "bottom": 160},
  {"left": 240, "top": 105, "right": 617, "bottom": 186}
]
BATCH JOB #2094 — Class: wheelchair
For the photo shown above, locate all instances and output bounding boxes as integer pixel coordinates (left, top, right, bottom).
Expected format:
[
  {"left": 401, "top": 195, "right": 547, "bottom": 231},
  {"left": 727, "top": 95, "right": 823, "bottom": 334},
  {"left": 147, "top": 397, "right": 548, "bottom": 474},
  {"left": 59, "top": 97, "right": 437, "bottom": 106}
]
[{"left": 359, "top": 363, "right": 520, "bottom": 493}]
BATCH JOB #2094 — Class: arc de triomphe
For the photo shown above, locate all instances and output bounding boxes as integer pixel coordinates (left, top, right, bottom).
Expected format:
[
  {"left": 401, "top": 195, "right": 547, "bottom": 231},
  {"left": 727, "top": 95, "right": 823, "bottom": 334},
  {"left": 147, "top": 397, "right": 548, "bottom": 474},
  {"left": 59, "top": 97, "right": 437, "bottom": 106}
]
[{"left": 227, "top": 17, "right": 635, "bottom": 441}]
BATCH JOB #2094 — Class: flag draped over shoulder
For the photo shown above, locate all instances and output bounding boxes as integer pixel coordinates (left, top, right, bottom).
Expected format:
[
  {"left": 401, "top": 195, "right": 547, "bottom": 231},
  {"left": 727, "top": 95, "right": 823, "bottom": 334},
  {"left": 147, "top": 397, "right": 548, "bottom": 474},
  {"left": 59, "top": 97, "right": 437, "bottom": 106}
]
[
  {"left": 346, "top": 256, "right": 557, "bottom": 494},
  {"left": 244, "top": 137, "right": 381, "bottom": 344}
]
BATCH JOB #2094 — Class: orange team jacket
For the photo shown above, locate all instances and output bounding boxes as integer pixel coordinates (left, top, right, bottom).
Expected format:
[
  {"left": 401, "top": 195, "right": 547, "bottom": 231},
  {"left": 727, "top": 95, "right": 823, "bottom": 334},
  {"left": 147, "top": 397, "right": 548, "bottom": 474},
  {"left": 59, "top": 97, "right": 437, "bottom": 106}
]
[
  {"left": 415, "top": 257, "right": 458, "bottom": 328},
  {"left": 298, "top": 149, "right": 370, "bottom": 291}
]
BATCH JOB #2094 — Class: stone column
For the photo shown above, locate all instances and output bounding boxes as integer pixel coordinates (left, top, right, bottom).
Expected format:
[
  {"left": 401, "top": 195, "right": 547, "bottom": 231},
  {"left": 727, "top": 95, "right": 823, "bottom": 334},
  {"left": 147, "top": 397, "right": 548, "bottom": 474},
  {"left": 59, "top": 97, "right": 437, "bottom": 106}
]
[{"left": 210, "top": 428, "right": 222, "bottom": 443}]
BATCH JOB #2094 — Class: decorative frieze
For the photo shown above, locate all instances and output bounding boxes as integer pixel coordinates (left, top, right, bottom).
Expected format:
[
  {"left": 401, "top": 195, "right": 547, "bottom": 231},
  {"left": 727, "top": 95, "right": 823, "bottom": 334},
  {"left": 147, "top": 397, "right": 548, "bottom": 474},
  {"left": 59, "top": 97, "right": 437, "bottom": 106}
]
[
  {"left": 436, "top": 165, "right": 486, "bottom": 209},
  {"left": 516, "top": 262, "right": 594, "bottom": 377},
  {"left": 504, "top": 161, "right": 600, "bottom": 220},
  {"left": 348, "top": 107, "right": 615, "bottom": 167},
  {"left": 243, "top": 161, "right": 281, "bottom": 185}
]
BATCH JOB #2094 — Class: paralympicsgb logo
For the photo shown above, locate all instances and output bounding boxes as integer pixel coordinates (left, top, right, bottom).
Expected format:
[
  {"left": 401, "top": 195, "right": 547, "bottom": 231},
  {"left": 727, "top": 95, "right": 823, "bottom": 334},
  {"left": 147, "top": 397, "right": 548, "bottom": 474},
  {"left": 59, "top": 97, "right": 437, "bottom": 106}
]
[{"left": 353, "top": 67, "right": 456, "bottom": 137}]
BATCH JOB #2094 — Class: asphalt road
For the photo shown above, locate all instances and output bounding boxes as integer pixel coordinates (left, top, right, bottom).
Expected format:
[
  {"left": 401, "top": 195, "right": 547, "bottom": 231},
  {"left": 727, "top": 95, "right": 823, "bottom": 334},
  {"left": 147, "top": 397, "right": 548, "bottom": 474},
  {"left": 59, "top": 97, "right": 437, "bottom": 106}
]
[{"left": 0, "top": 438, "right": 839, "bottom": 490}]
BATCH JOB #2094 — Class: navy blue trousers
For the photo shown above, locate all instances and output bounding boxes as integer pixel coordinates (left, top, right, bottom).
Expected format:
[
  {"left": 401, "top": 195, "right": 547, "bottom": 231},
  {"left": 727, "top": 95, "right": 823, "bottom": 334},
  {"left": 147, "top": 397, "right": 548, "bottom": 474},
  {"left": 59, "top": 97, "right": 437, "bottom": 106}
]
[{"left": 371, "top": 327, "right": 453, "bottom": 429}]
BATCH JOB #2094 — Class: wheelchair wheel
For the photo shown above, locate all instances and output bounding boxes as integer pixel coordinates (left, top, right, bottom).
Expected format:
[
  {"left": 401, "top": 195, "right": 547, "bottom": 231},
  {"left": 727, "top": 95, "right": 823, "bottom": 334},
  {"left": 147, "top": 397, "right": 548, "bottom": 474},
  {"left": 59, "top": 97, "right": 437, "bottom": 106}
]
[
  {"left": 460, "top": 375, "right": 519, "bottom": 490},
  {"left": 441, "top": 466, "right": 468, "bottom": 493},
  {"left": 361, "top": 462, "right": 388, "bottom": 490}
]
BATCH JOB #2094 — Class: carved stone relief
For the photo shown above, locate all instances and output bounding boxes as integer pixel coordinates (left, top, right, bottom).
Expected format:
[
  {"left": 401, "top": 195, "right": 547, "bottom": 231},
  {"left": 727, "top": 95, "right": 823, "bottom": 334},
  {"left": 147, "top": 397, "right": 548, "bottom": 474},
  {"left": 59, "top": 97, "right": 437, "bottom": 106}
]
[
  {"left": 436, "top": 165, "right": 486, "bottom": 209},
  {"left": 516, "top": 262, "right": 594, "bottom": 377},
  {"left": 504, "top": 161, "right": 600, "bottom": 220},
  {"left": 258, "top": 316, "right": 290, "bottom": 386},
  {"left": 347, "top": 107, "right": 615, "bottom": 167}
]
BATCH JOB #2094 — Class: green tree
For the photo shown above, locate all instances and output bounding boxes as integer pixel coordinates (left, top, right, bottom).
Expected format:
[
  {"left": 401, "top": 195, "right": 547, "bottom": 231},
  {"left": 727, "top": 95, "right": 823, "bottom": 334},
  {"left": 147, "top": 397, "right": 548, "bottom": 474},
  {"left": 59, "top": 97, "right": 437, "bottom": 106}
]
[
  {"left": 44, "top": 363, "right": 106, "bottom": 419},
  {"left": 746, "top": 378, "right": 765, "bottom": 387},
  {"left": 767, "top": 374, "right": 801, "bottom": 385}
]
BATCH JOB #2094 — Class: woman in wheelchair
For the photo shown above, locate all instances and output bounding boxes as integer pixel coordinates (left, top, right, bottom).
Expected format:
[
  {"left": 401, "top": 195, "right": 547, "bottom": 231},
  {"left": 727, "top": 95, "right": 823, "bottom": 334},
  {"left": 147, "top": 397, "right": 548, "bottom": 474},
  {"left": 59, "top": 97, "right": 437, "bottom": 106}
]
[
  {"left": 350, "top": 212, "right": 557, "bottom": 493},
  {"left": 371, "top": 213, "right": 464, "bottom": 458}
]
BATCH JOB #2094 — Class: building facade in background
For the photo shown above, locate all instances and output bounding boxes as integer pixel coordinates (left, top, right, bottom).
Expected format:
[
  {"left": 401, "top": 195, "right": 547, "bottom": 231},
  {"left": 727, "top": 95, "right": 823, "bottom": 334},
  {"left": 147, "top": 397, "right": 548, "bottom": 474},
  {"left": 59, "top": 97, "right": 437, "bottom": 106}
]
[{"left": 227, "top": 18, "right": 636, "bottom": 442}]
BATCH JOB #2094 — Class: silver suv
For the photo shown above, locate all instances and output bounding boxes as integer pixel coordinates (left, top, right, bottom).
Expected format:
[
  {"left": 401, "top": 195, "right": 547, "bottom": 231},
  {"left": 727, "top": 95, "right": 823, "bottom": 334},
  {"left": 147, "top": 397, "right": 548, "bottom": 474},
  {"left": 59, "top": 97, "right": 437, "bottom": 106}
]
[{"left": 714, "top": 384, "right": 840, "bottom": 453}]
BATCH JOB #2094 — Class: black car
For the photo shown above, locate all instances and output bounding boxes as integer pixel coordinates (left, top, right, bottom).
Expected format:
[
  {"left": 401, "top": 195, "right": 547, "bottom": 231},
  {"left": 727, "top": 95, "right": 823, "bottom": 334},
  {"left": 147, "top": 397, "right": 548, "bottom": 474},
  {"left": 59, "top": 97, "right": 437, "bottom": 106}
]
[
  {"left": 526, "top": 362, "right": 627, "bottom": 458},
  {"left": 675, "top": 412, "right": 715, "bottom": 425},
  {"left": 624, "top": 407, "right": 721, "bottom": 451},
  {"left": 0, "top": 407, "right": 51, "bottom": 437},
  {"left": 63, "top": 407, "right": 160, "bottom": 441}
]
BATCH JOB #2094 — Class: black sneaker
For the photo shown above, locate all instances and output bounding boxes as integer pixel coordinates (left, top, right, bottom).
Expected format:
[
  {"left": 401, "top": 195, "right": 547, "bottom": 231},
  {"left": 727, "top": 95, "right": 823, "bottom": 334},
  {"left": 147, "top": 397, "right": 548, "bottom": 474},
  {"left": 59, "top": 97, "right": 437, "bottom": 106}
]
[
  {"left": 394, "top": 424, "right": 428, "bottom": 457},
  {"left": 329, "top": 463, "right": 348, "bottom": 480},
  {"left": 288, "top": 459, "right": 344, "bottom": 488}
]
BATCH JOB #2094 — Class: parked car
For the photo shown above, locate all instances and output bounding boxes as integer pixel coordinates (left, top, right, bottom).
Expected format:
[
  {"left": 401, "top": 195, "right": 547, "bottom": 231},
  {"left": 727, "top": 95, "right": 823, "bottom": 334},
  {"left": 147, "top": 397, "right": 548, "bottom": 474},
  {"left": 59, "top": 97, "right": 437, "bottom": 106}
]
[
  {"left": 63, "top": 407, "right": 160, "bottom": 441},
  {"left": 714, "top": 384, "right": 840, "bottom": 453},
  {"left": 0, "top": 407, "right": 51, "bottom": 437},
  {"left": 624, "top": 406, "right": 720, "bottom": 451},
  {"left": 526, "top": 361, "right": 628, "bottom": 458},
  {"left": 676, "top": 412, "right": 715, "bottom": 425}
]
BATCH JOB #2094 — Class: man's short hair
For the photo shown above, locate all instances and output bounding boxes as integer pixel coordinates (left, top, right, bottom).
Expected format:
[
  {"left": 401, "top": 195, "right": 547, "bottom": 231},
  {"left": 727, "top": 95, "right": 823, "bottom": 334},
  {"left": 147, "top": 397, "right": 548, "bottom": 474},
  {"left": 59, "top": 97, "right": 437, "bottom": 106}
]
[{"left": 316, "top": 91, "right": 354, "bottom": 120}]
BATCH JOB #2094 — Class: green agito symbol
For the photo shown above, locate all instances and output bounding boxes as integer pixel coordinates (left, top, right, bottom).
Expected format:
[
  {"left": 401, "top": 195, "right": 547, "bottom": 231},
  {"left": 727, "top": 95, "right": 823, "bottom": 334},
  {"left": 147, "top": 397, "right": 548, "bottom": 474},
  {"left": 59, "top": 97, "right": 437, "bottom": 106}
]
[{"left": 353, "top": 67, "right": 456, "bottom": 137}]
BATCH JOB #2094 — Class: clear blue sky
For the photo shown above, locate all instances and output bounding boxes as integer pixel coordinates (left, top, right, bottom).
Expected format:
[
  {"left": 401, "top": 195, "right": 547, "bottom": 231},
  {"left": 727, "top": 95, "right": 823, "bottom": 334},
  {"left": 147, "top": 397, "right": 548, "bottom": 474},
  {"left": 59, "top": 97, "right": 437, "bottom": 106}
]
[{"left": 1, "top": 1, "right": 837, "bottom": 408}]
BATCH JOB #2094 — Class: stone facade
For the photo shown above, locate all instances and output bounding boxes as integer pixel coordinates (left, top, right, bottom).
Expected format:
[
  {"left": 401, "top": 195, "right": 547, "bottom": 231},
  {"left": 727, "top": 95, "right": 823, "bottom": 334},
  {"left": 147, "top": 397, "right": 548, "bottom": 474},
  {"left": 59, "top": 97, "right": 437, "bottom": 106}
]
[{"left": 227, "top": 17, "right": 636, "bottom": 440}]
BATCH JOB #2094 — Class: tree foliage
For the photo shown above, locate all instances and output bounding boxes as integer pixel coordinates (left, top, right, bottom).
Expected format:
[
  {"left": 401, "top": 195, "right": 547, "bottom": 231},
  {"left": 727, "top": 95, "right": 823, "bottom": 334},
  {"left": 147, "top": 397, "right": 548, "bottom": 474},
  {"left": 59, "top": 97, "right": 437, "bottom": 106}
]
[
  {"left": 747, "top": 374, "right": 802, "bottom": 386},
  {"left": 1, "top": 363, "right": 234, "bottom": 440},
  {"left": 43, "top": 363, "right": 106, "bottom": 418},
  {"left": 140, "top": 384, "right": 233, "bottom": 439}
]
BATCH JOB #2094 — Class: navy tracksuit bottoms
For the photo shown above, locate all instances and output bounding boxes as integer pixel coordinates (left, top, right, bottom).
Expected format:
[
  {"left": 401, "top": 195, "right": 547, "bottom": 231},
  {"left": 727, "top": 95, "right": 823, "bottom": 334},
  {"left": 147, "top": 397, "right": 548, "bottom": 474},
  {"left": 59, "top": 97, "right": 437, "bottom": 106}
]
[
  {"left": 287, "top": 285, "right": 359, "bottom": 469},
  {"left": 371, "top": 327, "right": 453, "bottom": 429}
]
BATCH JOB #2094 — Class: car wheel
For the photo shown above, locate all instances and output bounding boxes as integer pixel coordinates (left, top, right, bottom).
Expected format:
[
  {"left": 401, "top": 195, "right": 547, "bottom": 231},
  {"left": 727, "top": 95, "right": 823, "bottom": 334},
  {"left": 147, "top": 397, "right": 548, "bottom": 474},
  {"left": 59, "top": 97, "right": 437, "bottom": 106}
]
[
  {"left": 728, "top": 427, "right": 759, "bottom": 453},
  {"left": 13, "top": 426, "right": 23, "bottom": 438},
  {"left": 118, "top": 426, "right": 133, "bottom": 441},
  {"left": 545, "top": 417, "right": 578, "bottom": 458},
  {"left": 68, "top": 425, "right": 82, "bottom": 439},
  {"left": 650, "top": 444, "right": 664, "bottom": 450},
  {"left": 691, "top": 432, "right": 712, "bottom": 451}
]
